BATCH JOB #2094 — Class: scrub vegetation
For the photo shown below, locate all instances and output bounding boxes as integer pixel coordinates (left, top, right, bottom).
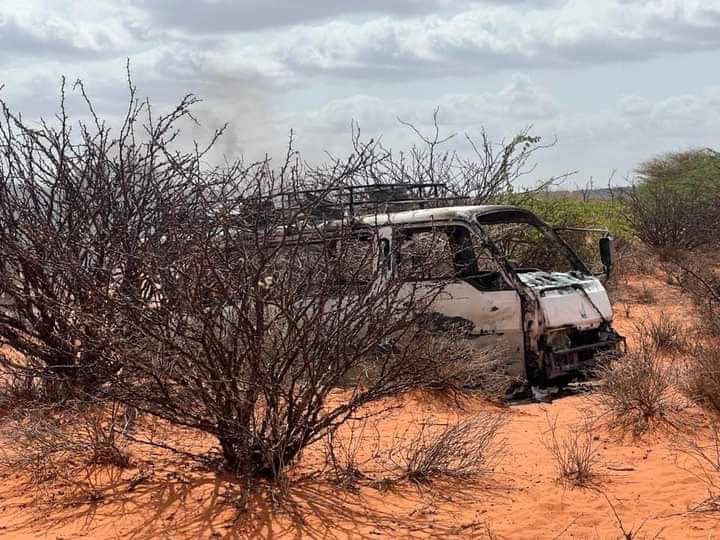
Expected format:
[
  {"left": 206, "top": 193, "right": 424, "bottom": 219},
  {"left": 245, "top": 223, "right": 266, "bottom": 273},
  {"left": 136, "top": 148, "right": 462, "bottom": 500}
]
[
  {"left": 1, "top": 78, "right": 720, "bottom": 538},
  {"left": 0, "top": 80, "right": 537, "bottom": 484}
]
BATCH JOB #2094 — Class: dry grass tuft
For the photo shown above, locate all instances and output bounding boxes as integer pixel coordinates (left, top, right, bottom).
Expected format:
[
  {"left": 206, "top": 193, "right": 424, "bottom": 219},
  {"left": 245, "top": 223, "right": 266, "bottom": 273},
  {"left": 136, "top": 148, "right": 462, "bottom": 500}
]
[
  {"left": 352, "top": 327, "right": 522, "bottom": 402},
  {"left": 635, "top": 283, "right": 658, "bottom": 305},
  {"left": 642, "top": 316, "right": 688, "bottom": 353},
  {"left": 676, "top": 421, "right": 720, "bottom": 513},
  {"left": 681, "top": 343, "right": 720, "bottom": 413},
  {"left": 592, "top": 336, "right": 684, "bottom": 437},
  {"left": 388, "top": 414, "right": 506, "bottom": 485},
  {"left": 324, "top": 421, "right": 377, "bottom": 490},
  {"left": 603, "top": 491, "right": 663, "bottom": 539},
  {"left": 542, "top": 411, "right": 601, "bottom": 488},
  {"left": 0, "top": 400, "right": 131, "bottom": 483}
]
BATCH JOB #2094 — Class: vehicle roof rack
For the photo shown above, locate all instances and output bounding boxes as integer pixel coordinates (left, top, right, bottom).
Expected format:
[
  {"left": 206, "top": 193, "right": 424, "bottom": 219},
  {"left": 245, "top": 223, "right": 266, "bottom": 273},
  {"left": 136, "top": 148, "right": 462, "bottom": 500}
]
[{"left": 259, "top": 182, "right": 469, "bottom": 219}]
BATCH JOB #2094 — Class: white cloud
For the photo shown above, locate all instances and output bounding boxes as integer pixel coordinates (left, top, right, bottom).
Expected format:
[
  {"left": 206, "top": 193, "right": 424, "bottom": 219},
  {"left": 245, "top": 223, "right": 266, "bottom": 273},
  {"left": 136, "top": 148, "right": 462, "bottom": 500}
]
[
  {"left": 300, "top": 75, "right": 557, "bottom": 133},
  {"left": 181, "top": 0, "right": 720, "bottom": 83},
  {"left": 128, "top": 0, "right": 522, "bottom": 33},
  {"left": 246, "top": 78, "right": 720, "bottom": 184},
  {"left": 0, "top": 0, "right": 718, "bottom": 187},
  {"left": 0, "top": 1, "right": 143, "bottom": 62},
  {"left": 4, "top": 0, "right": 719, "bottom": 90}
]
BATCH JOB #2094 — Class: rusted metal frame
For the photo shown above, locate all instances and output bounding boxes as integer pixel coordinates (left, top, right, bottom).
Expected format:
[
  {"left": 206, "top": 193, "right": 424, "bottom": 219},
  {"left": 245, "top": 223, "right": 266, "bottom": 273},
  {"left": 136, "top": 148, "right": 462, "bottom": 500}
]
[{"left": 250, "top": 182, "right": 451, "bottom": 217}]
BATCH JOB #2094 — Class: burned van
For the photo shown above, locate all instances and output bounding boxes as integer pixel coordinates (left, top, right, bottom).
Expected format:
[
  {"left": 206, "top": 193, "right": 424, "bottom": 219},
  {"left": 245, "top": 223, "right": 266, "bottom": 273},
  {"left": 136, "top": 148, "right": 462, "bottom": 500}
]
[{"left": 355, "top": 204, "right": 624, "bottom": 384}]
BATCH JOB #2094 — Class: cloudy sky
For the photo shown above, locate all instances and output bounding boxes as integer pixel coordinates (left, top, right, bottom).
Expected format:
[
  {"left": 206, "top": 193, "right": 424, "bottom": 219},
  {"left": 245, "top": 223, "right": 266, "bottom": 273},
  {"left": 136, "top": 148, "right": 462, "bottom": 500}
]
[{"left": 1, "top": 0, "right": 719, "bottom": 187}]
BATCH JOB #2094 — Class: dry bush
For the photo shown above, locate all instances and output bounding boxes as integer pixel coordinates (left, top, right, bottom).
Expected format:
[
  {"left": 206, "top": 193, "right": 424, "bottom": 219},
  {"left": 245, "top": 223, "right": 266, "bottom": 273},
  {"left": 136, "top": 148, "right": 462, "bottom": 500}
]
[
  {"left": 603, "top": 492, "right": 662, "bottom": 539},
  {"left": 681, "top": 343, "right": 720, "bottom": 413},
  {"left": 340, "top": 326, "right": 473, "bottom": 391},
  {"left": 440, "top": 347, "right": 521, "bottom": 401},
  {"left": 673, "top": 259, "right": 720, "bottom": 336},
  {"left": 0, "top": 81, "right": 451, "bottom": 480},
  {"left": 387, "top": 414, "right": 506, "bottom": 485},
  {"left": 635, "top": 283, "right": 657, "bottom": 305},
  {"left": 103, "top": 205, "right": 453, "bottom": 479},
  {"left": 0, "top": 400, "right": 130, "bottom": 482},
  {"left": 362, "top": 325, "right": 521, "bottom": 401},
  {"left": 642, "top": 316, "right": 688, "bottom": 353},
  {"left": 0, "top": 369, "right": 47, "bottom": 414},
  {"left": 542, "top": 412, "right": 601, "bottom": 488},
  {"left": 676, "top": 421, "right": 720, "bottom": 513},
  {"left": 323, "top": 421, "right": 381, "bottom": 490},
  {"left": 0, "top": 77, "right": 552, "bottom": 485},
  {"left": 89, "top": 113, "right": 542, "bottom": 482},
  {"left": 603, "top": 242, "right": 655, "bottom": 304},
  {"left": 0, "top": 76, "right": 216, "bottom": 400},
  {"left": 592, "top": 337, "right": 683, "bottom": 436},
  {"left": 392, "top": 117, "right": 554, "bottom": 203},
  {"left": 616, "top": 241, "right": 658, "bottom": 277}
]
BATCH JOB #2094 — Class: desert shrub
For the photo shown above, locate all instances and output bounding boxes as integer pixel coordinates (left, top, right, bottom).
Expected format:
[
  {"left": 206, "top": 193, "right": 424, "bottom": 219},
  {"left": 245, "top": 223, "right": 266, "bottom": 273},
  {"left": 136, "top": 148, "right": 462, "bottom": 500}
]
[
  {"left": 324, "top": 421, "right": 375, "bottom": 489},
  {"left": 506, "top": 194, "right": 633, "bottom": 274},
  {"left": 602, "top": 492, "right": 661, "bottom": 539},
  {"left": 387, "top": 414, "right": 506, "bottom": 484},
  {"left": 0, "top": 400, "right": 130, "bottom": 482},
  {"left": 0, "top": 369, "right": 47, "bottom": 414},
  {"left": 0, "top": 78, "right": 213, "bottom": 400},
  {"left": 542, "top": 412, "right": 600, "bottom": 488},
  {"left": 88, "top": 123, "right": 546, "bottom": 480},
  {"left": 673, "top": 260, "right": 720, "bottom": 336},
  {"left": 0, "top": 77, "right": 552, "bottom": 484},
  {"left": 677, "top": 421, "right": 720, "bottom": 512},
  {"left": 618, "top": 241, "right": 658, "bottom": 277},
  {"left": 592, "top": 337, "right": 682, "bottom": 436},
  {"left": 643, "top": 316, "right": 688, "bottom": 353},
  {"left": 0, "top": 79, "right": 438, "bottom": 480},
  {"left": 681, "top": 344, "right": 720, "bottom": 413},
  {"left": 434, "top": 344, "right": 521, "bottom": 400},
  {"left": 355, "top": 324, "right": 520, "bottom": 400},
  {"left": 635, "top": 284, "right": 658, "bottom": 305},
  {"left": 103, "top": 193, "right": 454, "bottom": 479},
  {"left": 626, "top": 148, "right": 720, "bottom": 252}
]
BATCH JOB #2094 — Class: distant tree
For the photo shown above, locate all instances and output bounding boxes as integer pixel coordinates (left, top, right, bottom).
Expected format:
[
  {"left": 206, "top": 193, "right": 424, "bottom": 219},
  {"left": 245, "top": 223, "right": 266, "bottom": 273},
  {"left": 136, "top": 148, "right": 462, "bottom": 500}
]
[{"left": 627, "top": 148, "right": 720, "bottom": 251}]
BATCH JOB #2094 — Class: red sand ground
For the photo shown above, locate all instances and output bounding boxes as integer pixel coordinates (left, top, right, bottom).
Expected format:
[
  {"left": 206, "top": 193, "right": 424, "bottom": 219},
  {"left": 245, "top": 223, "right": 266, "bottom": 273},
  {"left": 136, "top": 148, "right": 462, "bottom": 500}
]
[{"left": 1, "top": 273, "right": 719, "bottom": 539}]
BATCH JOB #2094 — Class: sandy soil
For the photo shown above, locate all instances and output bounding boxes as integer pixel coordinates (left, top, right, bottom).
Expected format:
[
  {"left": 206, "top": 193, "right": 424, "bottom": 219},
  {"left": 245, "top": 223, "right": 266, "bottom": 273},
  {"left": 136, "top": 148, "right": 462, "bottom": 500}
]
[{"left": 1, "top": 272, "right": 719, "bottom": 539}]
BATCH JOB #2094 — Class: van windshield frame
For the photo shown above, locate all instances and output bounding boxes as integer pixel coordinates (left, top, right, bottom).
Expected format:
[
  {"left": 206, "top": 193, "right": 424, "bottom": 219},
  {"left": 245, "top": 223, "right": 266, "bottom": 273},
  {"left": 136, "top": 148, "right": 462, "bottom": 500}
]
[{"left": 474, "top": 209, "right": 590, "bottom": 276}]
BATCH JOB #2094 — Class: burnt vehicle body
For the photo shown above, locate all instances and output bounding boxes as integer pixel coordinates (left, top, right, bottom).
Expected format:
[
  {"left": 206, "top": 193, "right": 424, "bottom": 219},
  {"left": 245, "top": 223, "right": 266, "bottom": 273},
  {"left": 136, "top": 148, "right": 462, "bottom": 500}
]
[
  {"left": 355, "top": 204, "right": 624, "bottom": 384},
  {"left": 259, "top": 182, "right": 624, "bottom": 386}
]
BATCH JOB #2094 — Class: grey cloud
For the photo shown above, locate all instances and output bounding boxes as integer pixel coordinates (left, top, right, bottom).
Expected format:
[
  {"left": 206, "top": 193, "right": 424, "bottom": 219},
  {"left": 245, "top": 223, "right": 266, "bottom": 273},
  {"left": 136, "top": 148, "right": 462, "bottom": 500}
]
[
  {"left": 1, "top": 0, "right": 718, "bottom": 189},
  {"left": 129, "top": 0, "right": 544, "bottom": 34},
  {"left": 185, "top": 1, "right": 720, "bottom": 83},
  {"left": 249, "top": 79, "right": 720, "bottom": 185},
  {"left": 0, "top": 10, "right": 145, "bottom": 65},
  {"left": 299, "top": 76, "right": 557, "bottom": 136},
  {"left": 0, "top": 17, "right": 104, "bottom": 61}
]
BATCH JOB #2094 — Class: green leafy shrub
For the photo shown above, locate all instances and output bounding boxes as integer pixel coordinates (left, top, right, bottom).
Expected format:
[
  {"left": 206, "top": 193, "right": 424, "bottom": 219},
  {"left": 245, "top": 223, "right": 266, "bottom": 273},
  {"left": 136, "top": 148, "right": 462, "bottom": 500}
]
[
  {"left": 503, "top": 194, "right": 633, "bottom": 273},
  {"left": 627, "top": 149, "right": 720, "bottom": 251}
]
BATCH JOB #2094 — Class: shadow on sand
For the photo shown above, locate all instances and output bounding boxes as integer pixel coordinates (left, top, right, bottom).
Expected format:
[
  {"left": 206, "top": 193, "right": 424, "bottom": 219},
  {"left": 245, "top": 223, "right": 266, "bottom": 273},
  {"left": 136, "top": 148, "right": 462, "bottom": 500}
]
[{"left": 0, "top": 458, "right": 509, "bottom": 539}]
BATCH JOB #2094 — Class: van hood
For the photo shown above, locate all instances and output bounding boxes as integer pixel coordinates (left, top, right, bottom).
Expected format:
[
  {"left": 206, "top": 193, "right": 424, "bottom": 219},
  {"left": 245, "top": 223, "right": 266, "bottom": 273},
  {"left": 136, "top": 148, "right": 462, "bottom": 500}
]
[{"left": 517, "top": 271, "right": 613, "bottom": 330}]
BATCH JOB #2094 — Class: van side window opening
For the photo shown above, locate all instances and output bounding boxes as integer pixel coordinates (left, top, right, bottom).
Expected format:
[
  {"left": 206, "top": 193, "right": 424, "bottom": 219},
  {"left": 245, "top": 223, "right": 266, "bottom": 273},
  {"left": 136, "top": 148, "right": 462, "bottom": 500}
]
[
  {"left": 277, "top": 231, "right": 378, "bottom": 296},
  {"left": 327, "top": 233, "right": 377, "bottom": 286},
  {"left": 396, "top": 225, "right": 509, "bottom": 290},
  {"left": 397, "top": 228, "right": 454, "bottom": 280}
]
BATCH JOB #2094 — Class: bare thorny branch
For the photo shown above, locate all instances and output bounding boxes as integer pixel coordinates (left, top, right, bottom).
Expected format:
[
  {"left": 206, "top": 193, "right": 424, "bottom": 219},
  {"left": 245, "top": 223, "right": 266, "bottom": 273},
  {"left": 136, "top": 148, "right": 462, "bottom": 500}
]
[{"left": 0, "top": 76, "right": 552, "bottom": 481}]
